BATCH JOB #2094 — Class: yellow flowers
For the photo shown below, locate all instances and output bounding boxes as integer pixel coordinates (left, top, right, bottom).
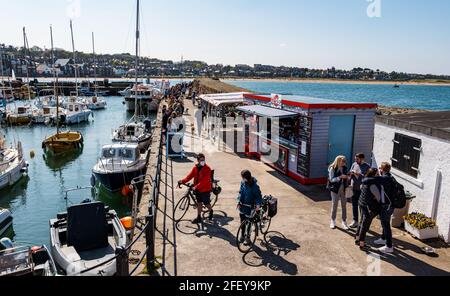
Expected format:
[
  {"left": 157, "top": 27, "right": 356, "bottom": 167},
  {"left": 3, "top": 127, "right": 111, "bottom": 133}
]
[{"left": 404, "top": 212, "right": 437, "bottom": 230}]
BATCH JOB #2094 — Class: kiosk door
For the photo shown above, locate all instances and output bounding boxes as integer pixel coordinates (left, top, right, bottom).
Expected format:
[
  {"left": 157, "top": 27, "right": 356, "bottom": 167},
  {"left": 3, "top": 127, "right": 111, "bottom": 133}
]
[{"left": 328, "top": 115, "right": 355, "bottom": 165}]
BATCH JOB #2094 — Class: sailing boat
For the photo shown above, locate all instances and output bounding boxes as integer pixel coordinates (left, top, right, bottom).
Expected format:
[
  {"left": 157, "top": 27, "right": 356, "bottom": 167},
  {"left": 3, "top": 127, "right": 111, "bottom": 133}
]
[
  {"left": 82, "top": 32, "right": 107, "bottom": 110},
  {"left": 0, "top": 132, "right": 29, "bottom": 190},
  {"left": 112, "top": 0, "right": 152, "bottom": 151},
  {"left": 59, "top": 20, "right": 92, "bottom": 125},
  {"left": 42, "top": 25, "right": 83, "bottom": 155},
  {"left": 6, "top": 28, "right": 33, "bottom": 126}
]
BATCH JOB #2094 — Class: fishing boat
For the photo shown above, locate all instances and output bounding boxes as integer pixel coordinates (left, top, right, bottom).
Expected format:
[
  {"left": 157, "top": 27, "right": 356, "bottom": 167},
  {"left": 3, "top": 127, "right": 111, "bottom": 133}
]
[
  {"left": 49, "top": 199, "right": 127, "bottom": 276},
  {"left": 6, "top": 105, "right": 32, "bottom": 125},
  {"left": 0, "top": 133, "right": 29, "bottom": 190},
  {"left": 60, "top": 100, "right": 93, "bottom": 125},
  {"left": 92, "top": 143, "right": 147, "bottom": 192},
  {"left": 124, "top": 84, "right": 163, "bottom": 114},
  {"left": 118, "top": 86, "right": 132, "bottom": 97},
  {"left": 0, "top": 209, "right": 13, "bottom": 237},
  {"left": 42, "top": 25, "right": 84, "bottom": 155},
  {"left": 82, "top": 95, "right": 107, "bottom": 110},
  {"left": 0, "top": 238, "right": 58, "bottom": 277},
  {"left": 35, "top": 89, "right": 58, "bottom": 108},
  {"left": 31, "top": 106, "right": 59, "bottom": 125}
]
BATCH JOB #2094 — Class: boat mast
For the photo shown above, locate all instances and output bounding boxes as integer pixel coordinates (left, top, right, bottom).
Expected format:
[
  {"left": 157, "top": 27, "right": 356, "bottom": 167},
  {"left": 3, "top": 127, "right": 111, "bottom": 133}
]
[
  {"left": 23, "top": 27, "right": 32, "bottom": 101},
  {"left": 0, "top": 46, "right": 5, "bottom": 104},
  {"left": 70, "top": 20, "right": 79, "bottom": 98},
  {"left": 92, "top": 32, "right": 98, "bottom": 97},
  {"left": 134, "top": 0, "right": 140, "bottom": 118},
  {"left": 50, "top": 25, "right": 59, "bottom": 134}
]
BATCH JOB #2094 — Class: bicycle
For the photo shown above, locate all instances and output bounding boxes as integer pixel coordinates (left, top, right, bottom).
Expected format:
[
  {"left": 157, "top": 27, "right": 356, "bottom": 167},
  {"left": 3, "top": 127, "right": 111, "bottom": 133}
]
[
  {"left": 236, "top": 195, "right": 273, "bottom": 254},
  {"left": 174, "top": 180, "right": 221, "bottom": 223}
]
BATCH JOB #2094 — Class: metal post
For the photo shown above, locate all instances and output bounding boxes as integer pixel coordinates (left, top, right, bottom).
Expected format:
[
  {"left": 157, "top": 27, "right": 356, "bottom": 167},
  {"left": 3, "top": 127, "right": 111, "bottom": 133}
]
[
  {"left": 115, "top": 246, "right": 129, "bottom": 276},
  {"left": 145, "top": 214, "right": 155, "bottom": 272}
]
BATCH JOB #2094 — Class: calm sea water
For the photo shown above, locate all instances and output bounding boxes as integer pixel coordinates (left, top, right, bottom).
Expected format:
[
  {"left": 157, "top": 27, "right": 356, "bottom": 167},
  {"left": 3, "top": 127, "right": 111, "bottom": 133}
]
[
  {"left": 226, "top": 80, "right": 450, "bottom": 111},
  {"left": 0, "top": 96, "right": 154, "bottom": 247}
]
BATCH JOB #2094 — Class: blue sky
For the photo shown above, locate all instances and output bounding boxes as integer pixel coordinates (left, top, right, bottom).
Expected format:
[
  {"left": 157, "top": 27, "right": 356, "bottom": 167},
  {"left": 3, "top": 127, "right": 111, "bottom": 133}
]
[{"left": 1, "top": 0, "right": 449, "bottom": 75}]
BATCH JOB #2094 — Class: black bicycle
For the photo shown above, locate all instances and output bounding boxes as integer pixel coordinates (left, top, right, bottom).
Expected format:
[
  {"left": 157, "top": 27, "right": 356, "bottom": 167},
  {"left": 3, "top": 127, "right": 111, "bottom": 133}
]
[
  {"left": 236, "top": 195, "right": 273, "bottom": 254},
  {"left": 174, "top": 180, "right": 221, "bottom": 223}
]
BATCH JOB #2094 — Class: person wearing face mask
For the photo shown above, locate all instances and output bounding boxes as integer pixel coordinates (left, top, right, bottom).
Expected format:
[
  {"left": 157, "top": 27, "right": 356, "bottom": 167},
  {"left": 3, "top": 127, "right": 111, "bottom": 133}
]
[
  {"left": 237, "top": 170, "right": 263, "bottom": 244},
  {"left": 178, "top": 153, "right": 214, "bottom": 224}
]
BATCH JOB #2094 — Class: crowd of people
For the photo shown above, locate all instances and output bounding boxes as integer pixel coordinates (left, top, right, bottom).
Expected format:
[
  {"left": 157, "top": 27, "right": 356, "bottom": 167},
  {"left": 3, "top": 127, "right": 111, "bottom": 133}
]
[{"left": 328, "top": 153, "right": 404, "bottom": 254}]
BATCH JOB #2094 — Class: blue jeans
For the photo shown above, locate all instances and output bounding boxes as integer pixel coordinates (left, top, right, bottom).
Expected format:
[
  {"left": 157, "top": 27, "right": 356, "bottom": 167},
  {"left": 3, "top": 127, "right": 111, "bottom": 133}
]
[{"left": 380, "top": 204, "right": 395, "bottom": 248}]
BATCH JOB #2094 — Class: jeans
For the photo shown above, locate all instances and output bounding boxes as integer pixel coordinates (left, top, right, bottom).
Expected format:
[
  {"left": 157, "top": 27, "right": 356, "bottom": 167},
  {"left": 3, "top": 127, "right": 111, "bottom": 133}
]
[
  {"left": 331, "top": 186, "right": 347, "bottom": 222},
  {"left": 356, "top": 205, "right": 380, "bottom": 243},
  {"left": 380, "top": 204, "right": 395, "bottom": 248},
  {"left": 352, "top": 190, "right": 362, "bottom": 222}
]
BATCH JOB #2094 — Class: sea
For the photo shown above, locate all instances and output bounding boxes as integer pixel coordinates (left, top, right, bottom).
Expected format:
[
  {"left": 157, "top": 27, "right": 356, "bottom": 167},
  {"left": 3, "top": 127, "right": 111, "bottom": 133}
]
[
  {"left": 2, "top": 79, "right": 450, "bottom": 247},
  {"left": 226, "top": 80, "right": 450, "bottom": 111}
]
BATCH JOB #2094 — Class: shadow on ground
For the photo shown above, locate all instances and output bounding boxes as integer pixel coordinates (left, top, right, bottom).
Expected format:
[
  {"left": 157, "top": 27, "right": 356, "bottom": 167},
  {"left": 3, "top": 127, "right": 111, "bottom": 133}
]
[{"left": 243, "top": 231, "right": 300, "bottom": 276}]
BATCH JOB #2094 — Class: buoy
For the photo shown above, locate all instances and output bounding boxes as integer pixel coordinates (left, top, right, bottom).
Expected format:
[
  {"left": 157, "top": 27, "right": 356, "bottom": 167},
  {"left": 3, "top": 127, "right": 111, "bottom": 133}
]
[
  {"left": 120, "top": 217, "right": 133, "bottom": 230},
  {"left": 30, "top": 150, "right": 35, "bottom": 159},
  {"left": 121, "top": 185, "right": 133, "bottom": 197}
]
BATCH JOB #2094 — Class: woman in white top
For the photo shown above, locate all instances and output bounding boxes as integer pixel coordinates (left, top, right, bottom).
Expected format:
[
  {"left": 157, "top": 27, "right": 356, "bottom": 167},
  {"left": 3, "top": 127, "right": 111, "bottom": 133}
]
[{"left": 328, "top": 155, "right": 350, "bottom": 230}]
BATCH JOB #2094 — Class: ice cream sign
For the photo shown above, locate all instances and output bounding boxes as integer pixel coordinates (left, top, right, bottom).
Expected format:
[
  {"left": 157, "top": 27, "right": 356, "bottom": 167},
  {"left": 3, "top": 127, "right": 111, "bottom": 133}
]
[{"left": 271, "top": 94, "right": 283, "bottom": 109}]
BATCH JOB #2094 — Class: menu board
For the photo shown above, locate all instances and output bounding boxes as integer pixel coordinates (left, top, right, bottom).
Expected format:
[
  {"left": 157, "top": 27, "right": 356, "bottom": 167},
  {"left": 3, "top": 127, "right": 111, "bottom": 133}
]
[{"left": 297, "top": 116, "right": 313, "bottom": 177}]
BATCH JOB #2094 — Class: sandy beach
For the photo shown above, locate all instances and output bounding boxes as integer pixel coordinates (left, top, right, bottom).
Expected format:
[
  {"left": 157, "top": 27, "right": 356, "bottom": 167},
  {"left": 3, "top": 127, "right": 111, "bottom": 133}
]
[{"left": 224, "top": 77, "right": 450, "bottom": 86}]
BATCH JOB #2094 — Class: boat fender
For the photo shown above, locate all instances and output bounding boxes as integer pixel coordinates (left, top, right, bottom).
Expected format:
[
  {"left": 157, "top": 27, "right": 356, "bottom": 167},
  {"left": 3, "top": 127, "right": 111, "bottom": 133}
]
[
  {"left": 30, "top": 150, "right": 35, "bottom": 159},
  {"left": 120, "top": 217, "right": 133, "bottom": 230},
  {"left": 90, "top": 175, "right": 96, "bottom": 187},
  {"left": 31, "top": 246, "right": 43, "bottom": 253},
  {"left": 121, "top": 185, "right": 133, "bottom": 197}
]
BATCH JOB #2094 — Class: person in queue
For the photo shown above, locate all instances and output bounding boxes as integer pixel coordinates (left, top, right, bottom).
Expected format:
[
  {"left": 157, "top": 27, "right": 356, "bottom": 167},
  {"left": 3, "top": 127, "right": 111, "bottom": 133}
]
[{"left": 349, "top": 153, "right": 371, "bottom": 228}]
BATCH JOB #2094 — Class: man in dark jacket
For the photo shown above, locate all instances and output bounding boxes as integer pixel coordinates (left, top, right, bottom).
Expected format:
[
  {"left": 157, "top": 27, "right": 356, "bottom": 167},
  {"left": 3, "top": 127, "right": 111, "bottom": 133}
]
[
  {"left": 178, "top": 154, "right": 213, "bottom": 224},
  {"left": 374, "top": 162, "right": 396, "bottom": 253},
  {"left": 237, "top": 170, "right": 263, "bottom": 244}
]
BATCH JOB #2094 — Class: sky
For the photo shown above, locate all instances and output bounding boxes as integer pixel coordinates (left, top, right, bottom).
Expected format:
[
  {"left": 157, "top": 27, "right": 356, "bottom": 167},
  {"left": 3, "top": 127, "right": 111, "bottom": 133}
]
[{"left": 1, "top": 0, "right": 450, "bottom": 75}]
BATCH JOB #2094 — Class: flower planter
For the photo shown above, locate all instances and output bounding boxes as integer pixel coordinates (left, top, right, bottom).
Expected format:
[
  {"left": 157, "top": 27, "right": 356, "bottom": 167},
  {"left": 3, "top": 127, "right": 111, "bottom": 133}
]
[{"left": 405, "top": 222, "right": 439, "bottom": 240}]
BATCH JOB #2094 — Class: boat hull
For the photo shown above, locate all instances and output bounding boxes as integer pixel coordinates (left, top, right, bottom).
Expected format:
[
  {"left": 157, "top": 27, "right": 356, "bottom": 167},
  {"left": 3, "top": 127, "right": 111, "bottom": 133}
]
[
  {"left": 93, "top": 168, "right": 146, "bottom": 192},
  {"left": 125, "top": 98, "right": 159, "bottom": 114},
  {"left": 42, "top": 132, "right": 84, "bottom": 155},
  {"left": 62, "top": 110, "right": 92, "bottom": 125},
  {"left": 6, "top": 115, "right": 31, "bottom": 126},
  {"left": 0, "top": 210, "right": 13, "bottom": 237},
  {"left": 0, "top": 158, "right": 28, "bottom": 190}
]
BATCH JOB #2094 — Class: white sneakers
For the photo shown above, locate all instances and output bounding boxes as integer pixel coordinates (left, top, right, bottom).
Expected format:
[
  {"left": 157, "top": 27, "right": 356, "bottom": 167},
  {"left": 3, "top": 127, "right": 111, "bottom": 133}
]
[
  {"left": 330, "top": 220, "right": 336, "bottom": 229},
  {"left": 379, "top": 246, "right": 394, "bottom": 254},
  {"left": 374, "top": 238, "right": 387, "bottom": 245},
  {"left": 342, "top": 222, "right": 350, "bottom": 230}
]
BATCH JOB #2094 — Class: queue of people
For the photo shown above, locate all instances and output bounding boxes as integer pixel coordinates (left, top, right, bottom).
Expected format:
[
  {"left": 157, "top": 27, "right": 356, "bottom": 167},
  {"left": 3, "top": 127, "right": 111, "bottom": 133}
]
[{"left": 328, "top": 153, "right": 405, "bottom": 254}]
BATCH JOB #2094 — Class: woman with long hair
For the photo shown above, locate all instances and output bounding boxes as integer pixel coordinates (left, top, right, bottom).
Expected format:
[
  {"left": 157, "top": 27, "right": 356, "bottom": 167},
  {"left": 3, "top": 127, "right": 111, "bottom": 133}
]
[{"left": 328, "top": 155, "right": 350, "bottom": 230}]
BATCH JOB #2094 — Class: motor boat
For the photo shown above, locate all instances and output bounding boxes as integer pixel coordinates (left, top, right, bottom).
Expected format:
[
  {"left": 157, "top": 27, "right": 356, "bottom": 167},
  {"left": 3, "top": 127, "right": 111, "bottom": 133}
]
[
  {"left": 35, "top": 89, "right": 58, "bottom": 108},
  {"left": 49, "top": 200, "right": 127, "bottom": 276},
  {"left": 0, "top": 134, "right": 29, "bottom": 190},
  {"left": 0, "top": 238, "right": 58, "bottom": 276},
  {"left": 112, "top": 118, "right": 152, "bottom": 151},
  {"left": 0, "top": 209, "right": 13, "bottom": 237},
  {"left": 118, "top": 86, "right": 132, "bottom": 97},
  {"left": 124, "top": 84, "right": 163, "bottom": 114},
  {"left": 59, "top": 100, "right": 93, "bottom": 125},
  {"left": 79, "top": 87, "right": 108, "bottom": 97},
  {"left": 31, "top": 106, "right": 60, "bottom": 125},
  {"left": 6, "top": 106, "right": 32, "bottom": 125},
  {"left": 92, "top": 144, "right": 147, "bottom": 192},
  {"left": 83, "top": 96, "right": 107, "bottom": 110}
]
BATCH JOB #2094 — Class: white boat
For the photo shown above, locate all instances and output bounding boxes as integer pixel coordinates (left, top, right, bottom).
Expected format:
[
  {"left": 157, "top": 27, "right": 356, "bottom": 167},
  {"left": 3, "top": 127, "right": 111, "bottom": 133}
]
[
  {"left": 83, "top": 96, "right": 107, "bottom": 110},
  {"left": 49, "top": 199, "right": 127, "bottom": 276},
  {"left": 118, "top": 86, "right": 132, "bottom": 97},
  {"left": 31, "top": 106, "right": 60, "bottom": 125},
  {"left": 124, "top": 85, "right": 162, "bottom": 114},
  {"left": 60, "top": 100, "right": 92, "bottom": 125},
  {"left": 92, "top": 143, "right": 147, "bottom": 192},
  {"left": 0, "top": 134, "right": 29, "bottom": 190},
  {"left": 6, "top": 105, "right": 32, "bottom": 125},
  {"left": 0, "top": 209, "right": 13, "bottom": 237},
  {"left": 0, "top": 239, "right": 58, "bottom": 277},
  {"left": 112, "top": 119, "right": 152, "bottom": 151},
  {"left": 35, "top": 89, "right": 58, "bottom": 108}
]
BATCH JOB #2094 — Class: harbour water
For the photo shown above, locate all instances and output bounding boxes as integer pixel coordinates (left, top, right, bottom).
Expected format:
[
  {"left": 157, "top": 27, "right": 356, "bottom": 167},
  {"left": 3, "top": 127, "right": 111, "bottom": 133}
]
[
  {"left": 0, "top": 96, "right": 154, "bottom": 247},
  {"left": 226, "top": 80, "right": 450, "bottom": 111}
]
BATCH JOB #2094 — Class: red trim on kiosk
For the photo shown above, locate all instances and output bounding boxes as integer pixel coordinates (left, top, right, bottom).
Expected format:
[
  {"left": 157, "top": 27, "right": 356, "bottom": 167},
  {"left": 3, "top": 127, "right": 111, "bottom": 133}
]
[{"left": 244, "top": 93, "right": 378, "bottom": 110}]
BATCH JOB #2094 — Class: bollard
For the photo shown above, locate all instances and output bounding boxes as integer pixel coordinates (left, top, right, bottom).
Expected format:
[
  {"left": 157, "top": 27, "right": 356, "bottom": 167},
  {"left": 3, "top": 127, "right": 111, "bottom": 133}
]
[
  {"left": 146, "top": 214, "right": 155, "bottom": 272},
  {"left": 115, "top": 246, "right": 129, "bottom": 276}
]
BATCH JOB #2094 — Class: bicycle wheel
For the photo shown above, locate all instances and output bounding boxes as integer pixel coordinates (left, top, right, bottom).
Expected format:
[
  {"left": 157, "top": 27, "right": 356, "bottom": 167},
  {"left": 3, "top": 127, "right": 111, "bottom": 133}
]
[
  {"left": 203, "top": 194, "right": 218, "bottom": 213},
  {"left": 260, "top": 216, "right": 272, "bottom": 235},
  {"left": 236, "top": 220, "right": 258, "bottom": 254},
  {"left": 174, "top": 196, "right": 191, "bottom": 223}
]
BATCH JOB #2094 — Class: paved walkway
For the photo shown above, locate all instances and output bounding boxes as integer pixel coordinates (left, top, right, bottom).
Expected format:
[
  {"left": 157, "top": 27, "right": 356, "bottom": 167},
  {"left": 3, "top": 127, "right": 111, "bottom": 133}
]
[{"left": 153, "top": 100, "right": 450, "bottom": 276}]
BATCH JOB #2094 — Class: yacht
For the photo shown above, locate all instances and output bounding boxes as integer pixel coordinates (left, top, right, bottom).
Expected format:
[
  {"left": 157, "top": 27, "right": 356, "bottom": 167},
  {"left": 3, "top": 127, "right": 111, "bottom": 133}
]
[
  {"left": 0, "top": 239, "right": 58, "bottom": 277},
  {"left": 49, "top": 199, "right": 127, "bottom": 276},
  {"left": 6, "top": 105, "right": 32, "bottom": 125},
  {"left": 59, "top": 100, "right": 93, "bottom": 125},
  {"left": 112, "top": 118, "right": 152, "bottom": 152},
  {"left": 0, "top": 133, "right": 29, "bottom": 190},
  {"left": 92, "top": 144, "right": 147, "bottom": 192}
]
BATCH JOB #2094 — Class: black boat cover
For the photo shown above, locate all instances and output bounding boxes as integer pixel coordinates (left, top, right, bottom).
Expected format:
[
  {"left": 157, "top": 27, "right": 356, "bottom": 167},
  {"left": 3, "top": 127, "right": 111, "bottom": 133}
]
[{"left": 67, "top": 202, "right": 109, "bottom": 252}]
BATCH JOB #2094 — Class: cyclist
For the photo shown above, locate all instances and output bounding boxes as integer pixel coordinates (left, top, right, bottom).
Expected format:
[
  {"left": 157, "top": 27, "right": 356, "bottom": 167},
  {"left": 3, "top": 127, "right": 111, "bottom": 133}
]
[
  {"left": 237, "top": 170, "right": 263, "bottom": 244},
  {"left": 178, "top": 153, "right": 214, "bottom": 224}
]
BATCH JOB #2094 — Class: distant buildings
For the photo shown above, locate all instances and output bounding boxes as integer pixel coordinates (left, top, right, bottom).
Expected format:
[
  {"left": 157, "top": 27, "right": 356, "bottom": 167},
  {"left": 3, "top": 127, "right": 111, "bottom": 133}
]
[{"left": 1, "top": 44, "right": 449, "bottom": 82}]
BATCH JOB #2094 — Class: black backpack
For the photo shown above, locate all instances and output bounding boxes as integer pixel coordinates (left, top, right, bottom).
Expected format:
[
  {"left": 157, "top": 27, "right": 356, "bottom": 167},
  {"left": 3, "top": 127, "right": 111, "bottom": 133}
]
[{"left": 388, "top": 178, "right": 407, "bottom": 209}]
